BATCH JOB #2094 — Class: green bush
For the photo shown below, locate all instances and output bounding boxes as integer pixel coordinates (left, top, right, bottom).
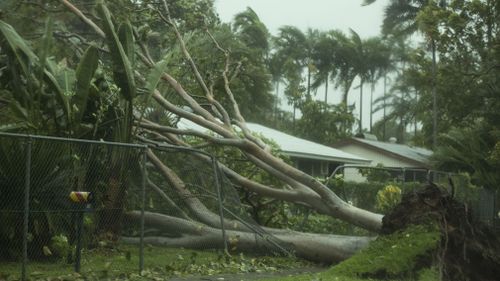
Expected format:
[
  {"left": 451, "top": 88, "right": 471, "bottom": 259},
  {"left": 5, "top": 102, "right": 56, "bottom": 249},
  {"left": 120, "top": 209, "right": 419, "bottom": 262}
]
[{"left": 376, "top": 184, "right": 402, "bottom": 212}]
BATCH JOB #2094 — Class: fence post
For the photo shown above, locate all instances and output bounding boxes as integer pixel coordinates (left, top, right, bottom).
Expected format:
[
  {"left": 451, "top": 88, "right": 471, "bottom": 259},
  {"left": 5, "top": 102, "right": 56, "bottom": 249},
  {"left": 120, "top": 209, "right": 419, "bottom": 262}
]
[
  {"left": 139, "top": 147, "right": 147, "bottom": 274},
  {"left": 22, "top": 138, "right": 32, "bottom": 281},
  {"left": 212, "top": 157, "right": 228, "bottom": 253}
]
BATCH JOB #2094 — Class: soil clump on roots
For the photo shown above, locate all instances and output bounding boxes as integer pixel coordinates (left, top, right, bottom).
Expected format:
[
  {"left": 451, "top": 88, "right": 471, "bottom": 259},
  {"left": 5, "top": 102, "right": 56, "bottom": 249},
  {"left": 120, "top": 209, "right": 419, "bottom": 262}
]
[{"left": 381, "top": 183, "right": 500, "bottom": 281}]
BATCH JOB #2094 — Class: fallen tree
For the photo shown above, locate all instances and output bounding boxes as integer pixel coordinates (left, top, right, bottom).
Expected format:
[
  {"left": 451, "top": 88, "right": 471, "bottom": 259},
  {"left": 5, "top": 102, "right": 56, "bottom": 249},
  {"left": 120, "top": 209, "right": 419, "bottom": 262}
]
[
  {"left": 0, "top": 0, "right": 454, "bottom": 264},
  {"left": 50, "top": 0, "right": 383, "bottom": 262},
  {"left": 123, "top": 211, "right": 374, "bottom": 262}
]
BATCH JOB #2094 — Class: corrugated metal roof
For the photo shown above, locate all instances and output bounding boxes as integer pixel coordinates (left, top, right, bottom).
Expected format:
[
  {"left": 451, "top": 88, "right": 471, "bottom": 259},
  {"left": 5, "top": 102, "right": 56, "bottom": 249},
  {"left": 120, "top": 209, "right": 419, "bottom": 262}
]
[
  {"left": 177, "top": 119, "right": 370, "bottom": 164},
  {"left": 246, "top": 124, "right": 370, "bottom": 163},
  {"left": 352, "top": 138, "right": 433, "bottom": 164}
]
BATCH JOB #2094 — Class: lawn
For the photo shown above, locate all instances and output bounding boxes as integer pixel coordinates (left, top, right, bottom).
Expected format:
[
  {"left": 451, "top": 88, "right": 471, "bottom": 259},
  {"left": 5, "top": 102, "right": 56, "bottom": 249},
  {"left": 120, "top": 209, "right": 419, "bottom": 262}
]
[{"left": 0, "top": 245, "right": 315, "bottom": 280}]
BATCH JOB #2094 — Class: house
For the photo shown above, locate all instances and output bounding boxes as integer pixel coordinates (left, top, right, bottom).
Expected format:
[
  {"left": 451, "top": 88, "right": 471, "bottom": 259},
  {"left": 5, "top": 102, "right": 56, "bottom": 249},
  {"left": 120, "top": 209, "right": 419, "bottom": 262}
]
[
  {"left": 177, "top": 119, "right": 371, "bottom": 178},
  {"left": 332, "top": 134, "right": 433, "bottom": 181},
  {"left": 245, "top": 124, "right": 371, "bottom": 177}
]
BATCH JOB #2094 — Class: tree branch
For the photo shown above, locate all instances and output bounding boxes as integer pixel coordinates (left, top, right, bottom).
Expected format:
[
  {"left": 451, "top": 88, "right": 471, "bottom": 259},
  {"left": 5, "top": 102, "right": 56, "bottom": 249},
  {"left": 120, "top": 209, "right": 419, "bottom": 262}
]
[{"left": 59, "top": 0, "right": 105, "bottom": 38}]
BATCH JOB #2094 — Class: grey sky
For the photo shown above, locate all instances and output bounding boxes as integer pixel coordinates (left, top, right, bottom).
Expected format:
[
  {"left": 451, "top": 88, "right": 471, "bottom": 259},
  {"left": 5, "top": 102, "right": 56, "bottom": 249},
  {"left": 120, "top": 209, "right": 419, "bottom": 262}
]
[
  {"left": 215, "top": 0, "right": 389, "bottom": 37},
  {"left": 215, "top": 0, "right": 391, "bottom": 131}
]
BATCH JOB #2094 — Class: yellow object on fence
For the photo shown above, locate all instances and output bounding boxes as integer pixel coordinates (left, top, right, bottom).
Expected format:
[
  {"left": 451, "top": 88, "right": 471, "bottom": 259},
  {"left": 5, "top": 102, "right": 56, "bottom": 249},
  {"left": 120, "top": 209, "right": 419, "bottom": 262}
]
[{"left": 69, "top": 191, "right": 92, "bottom": 203}]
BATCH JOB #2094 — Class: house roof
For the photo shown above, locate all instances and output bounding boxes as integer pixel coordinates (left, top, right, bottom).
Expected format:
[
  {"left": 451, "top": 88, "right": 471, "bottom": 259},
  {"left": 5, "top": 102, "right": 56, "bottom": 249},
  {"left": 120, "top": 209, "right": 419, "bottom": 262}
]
[
  {"left": 334, "top": 137, "right": 433, "bottom": 167},
  {"left": 245, "top": 123, "right": 370, "bottom": 164},
  {"left": 177, "top": 119, "right": 370, "bottom": 164}
]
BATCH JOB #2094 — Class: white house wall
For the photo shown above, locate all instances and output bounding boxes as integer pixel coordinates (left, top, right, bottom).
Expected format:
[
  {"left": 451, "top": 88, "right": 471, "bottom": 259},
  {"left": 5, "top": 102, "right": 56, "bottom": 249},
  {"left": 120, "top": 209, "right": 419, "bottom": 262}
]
[
  {"left": 338, "top": 144, "right": 418, "bottom": 167},
  {"left": 337, "top": 144, "right": 420, "bottom": 182}
]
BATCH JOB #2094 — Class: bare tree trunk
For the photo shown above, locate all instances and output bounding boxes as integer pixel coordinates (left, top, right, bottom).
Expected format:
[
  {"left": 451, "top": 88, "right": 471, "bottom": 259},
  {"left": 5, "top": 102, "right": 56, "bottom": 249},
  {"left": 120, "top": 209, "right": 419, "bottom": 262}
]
[{"left": 124, "top": 211, "right": 374, "bottom": 263}]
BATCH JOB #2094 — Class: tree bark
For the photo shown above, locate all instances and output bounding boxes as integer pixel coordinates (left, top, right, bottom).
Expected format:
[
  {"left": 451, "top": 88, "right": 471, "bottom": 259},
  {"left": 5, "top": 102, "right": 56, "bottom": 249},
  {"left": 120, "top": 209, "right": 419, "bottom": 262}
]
[{"left": 124, "top": 211, "right": 374, "bottom": 263}]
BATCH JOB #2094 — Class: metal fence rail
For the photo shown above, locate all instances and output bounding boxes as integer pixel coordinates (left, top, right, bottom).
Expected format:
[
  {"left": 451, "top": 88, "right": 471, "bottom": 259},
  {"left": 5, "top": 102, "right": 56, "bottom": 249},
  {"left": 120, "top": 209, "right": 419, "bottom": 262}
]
[{"left": 0, "top": 132, "right": 293, "bottom": 280}]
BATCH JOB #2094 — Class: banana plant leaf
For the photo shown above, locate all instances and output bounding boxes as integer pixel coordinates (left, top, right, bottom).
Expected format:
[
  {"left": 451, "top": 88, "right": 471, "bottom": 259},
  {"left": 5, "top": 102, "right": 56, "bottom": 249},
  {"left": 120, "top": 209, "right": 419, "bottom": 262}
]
[
  {"left": 96, "top": 2, "right": 136, "bottom": 101},
  {"left": 73, "top": 45, "right": 99, "bottom": 125}
]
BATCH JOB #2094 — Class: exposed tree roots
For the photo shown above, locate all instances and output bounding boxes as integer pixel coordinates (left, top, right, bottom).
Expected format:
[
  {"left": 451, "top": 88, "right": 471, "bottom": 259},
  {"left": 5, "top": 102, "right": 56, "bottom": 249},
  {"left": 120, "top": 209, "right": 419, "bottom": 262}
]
[{"left": 382, "top": 183, "right": 500, "bottom": 281}]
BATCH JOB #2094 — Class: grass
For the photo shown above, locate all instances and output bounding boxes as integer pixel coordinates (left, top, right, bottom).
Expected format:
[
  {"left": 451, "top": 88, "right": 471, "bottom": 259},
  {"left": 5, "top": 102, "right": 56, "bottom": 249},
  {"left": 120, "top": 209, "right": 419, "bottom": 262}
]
[
  {"left": 0, "top": 245, "right": 313, "bottom": 280},
  {"left": 0, "top": 224, "right": 441, "bottom": 281},
  {"left": 263, "top": 224, "right": 441, "bottom": 281}
]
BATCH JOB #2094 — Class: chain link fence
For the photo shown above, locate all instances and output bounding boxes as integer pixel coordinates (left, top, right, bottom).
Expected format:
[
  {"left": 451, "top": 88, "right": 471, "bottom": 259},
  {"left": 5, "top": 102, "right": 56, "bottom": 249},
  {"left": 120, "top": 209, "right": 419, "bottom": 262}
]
[
  {"left": 325, "top": 165, "right": 499, "bottom": 231},
  {"left": 1, "top": 133, "right": 498, "bottom": 279},
  {"left": 0, "top": 133, "right": 293, "bottom": 280},
  {"left": 0, "top": 133, "right": 147, "bottom": 280}
]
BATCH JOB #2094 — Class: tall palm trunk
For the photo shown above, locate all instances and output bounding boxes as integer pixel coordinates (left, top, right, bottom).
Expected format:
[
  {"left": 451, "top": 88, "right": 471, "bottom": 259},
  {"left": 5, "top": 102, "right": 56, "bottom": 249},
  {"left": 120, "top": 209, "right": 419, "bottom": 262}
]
[
  {"left": 359, "top": 79, "right": 364, "bottom": 134},
  {"left": 370, "top": 83, "right": 374, "bottom": 133},
  {"left": 307, "top": 66, "right": 311, "bottom": 98},
  {"left": 324, "top": 75, "right": 329, "bottom": 104},
  {"left": 274, "top": 81, "right": 280, "bottom": 124},
  {"left": 431, "top": 38, "right": 437, "bottom": 149},
  {"left": 414, "top": 88, "right": 418, "bottom": 137},
  {"left": 383, "top": 72, "right": 387, "bottom": 141}
]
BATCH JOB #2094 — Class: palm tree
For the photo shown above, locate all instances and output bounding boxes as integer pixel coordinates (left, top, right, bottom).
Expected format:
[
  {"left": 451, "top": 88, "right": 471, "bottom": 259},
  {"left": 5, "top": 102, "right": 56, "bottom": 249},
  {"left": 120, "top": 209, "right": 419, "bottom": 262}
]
[
  {"left": 329, "top": 30, "right": 358, "bottom": 106},
  {"left": 347, "top": 29, "right": 382, "bottom": 134},
  {"left": 310, "top": 31, "right": 338, "bottom": 104},
  {"left": 363, "top": 0, "right": 448, "bottom": 148},
  {"left": 232, "top": 7, "right": 270, "bottom": 56},
  {"left": 363, "top": 37, "right": 393, "bottom": 133},
  {"left": 268, "top": 52, "right": 286, "bottom": 122},
  {"left": 273, "top": 26, "right": 318, "bottom": 126},
  {"left": 373, "top": 90, "right": 417, "bottom": 143}
]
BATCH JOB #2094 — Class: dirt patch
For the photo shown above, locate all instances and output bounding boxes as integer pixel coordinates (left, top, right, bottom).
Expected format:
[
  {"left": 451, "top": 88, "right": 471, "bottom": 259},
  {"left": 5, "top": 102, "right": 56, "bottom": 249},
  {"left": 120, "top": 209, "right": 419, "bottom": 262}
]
[{"left": 382, "top": 183, "right": 500, "bottom": 281}]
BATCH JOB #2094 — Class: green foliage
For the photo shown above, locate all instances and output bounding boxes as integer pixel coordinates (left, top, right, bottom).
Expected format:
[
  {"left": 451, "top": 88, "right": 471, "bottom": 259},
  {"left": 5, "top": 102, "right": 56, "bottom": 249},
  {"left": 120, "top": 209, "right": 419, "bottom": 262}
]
[
  {"left": 49, "top": 234, "right": 70, "bottom": 259},
  {"left": 432, "top": 125, "right": 500, "bottom": 189},
  {"left": 295, "top": 100, "right": 355, "bottom": 144},
  {"left": 417, "top": 268, "right": 440, "bottom": 281},
  {"left": 375, "top": 184, "right": 402, "bottom": 212},
  {"left": 359, "top": 164, "right": 392, "bottom": 182},
  {"left": 73, "top": 46, "right": 99, "bottom": 126},
  {"left": 96, "top": 2, "right": 136, "bottom": 102},
  {"left": 329, "top": 179, "right": 421, "bottom": 214},
  {"left": 489, "top": 141, "right": 500, "bottom": 167}
]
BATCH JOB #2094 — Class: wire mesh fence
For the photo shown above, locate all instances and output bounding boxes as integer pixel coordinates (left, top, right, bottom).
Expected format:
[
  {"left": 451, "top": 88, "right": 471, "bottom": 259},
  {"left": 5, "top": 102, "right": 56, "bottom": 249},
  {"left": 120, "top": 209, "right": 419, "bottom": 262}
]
[
  {"left": 0, "top": 133, "right": 148, "bottom": 280},
  {"left": 1, "top": 132, "right": 499, "bottom": 279},
  {"left": 0, "top": 133, "right": 293, "bottom": 280},
  {"left": 325, "top": 165, "right": 499, "bottom": 230}
]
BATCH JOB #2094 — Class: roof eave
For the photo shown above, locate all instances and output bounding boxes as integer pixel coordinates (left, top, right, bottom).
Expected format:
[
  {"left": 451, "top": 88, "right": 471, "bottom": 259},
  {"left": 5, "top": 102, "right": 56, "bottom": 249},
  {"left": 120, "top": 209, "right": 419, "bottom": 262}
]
[
  {"left": 284, "top": 151, "right": 371, "bottom": 164},
  {"left": 334, "top": 138, "right": 431, "bottom": 167}
]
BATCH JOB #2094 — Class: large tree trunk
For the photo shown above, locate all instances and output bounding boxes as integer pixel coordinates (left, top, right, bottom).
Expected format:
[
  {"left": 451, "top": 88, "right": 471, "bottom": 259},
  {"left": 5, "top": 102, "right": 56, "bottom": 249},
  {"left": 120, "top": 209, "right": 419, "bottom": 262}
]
[{"left": 123, "top": 211, "right": 374, "bottom": 263}]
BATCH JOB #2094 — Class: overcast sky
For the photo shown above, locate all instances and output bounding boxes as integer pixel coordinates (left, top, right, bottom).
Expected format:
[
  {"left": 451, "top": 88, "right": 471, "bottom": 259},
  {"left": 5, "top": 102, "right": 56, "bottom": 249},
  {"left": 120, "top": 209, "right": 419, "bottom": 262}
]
[
  {"left": 214, "top": 0, "right": 391, "bottom": 131},
  {"left": 215, "top": 0, "right": 389, "bottom": 37}
]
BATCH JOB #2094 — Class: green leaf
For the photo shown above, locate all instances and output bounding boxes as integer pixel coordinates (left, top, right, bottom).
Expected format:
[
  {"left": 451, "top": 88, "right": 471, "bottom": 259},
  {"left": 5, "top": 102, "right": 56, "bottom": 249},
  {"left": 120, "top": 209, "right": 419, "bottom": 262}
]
[
  {"left": 0, "top": 20, "right": 38, "bottom": 76},
  {"left": 43, "top": 68, "right": 70, "bottom": 121},
  {"left": 118, "top": 22, "right": 135, "bottom": 68},
  {"left": 0, "top": 20, "right": 70, "bottom": 123},
  {"left": 38, "top": 17, "right": 53, "bottom": 81},
  {"left": 96, "top": 2, "right": 136, "bottom": 101},
  {"left": 146, "top": 60, "right": 169, "bottom": 95},
  {"left": 73, "top": 45, "right": 99, "bottom": 125}
]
